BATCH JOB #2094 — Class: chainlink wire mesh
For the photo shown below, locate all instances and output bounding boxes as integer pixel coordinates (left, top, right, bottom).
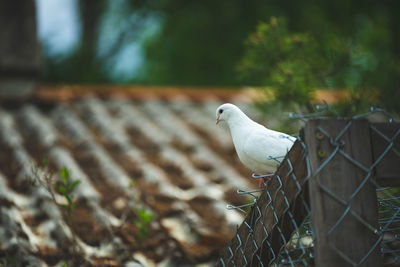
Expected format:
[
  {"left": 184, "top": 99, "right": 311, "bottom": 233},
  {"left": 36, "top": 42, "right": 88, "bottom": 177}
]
[{"left": 219, "top": 105, "right": 400, "bottom": 266}]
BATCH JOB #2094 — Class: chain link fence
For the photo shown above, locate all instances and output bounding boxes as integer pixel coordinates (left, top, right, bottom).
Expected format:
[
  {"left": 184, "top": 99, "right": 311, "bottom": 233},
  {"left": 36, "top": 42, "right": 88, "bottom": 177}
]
[{"left": 219, "top": 106, "right": 400, "bottom": 266}]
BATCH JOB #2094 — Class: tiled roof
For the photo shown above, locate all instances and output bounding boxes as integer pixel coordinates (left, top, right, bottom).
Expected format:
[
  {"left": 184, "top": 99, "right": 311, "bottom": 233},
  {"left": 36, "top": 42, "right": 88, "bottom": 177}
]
[{"left": 0, "top": 87, "right": 266, "bottom": 266}]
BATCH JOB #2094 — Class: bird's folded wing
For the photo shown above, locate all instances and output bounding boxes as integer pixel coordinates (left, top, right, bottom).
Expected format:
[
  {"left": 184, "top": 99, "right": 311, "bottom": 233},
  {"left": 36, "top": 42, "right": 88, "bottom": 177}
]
[{"left": 243, "top": 131, "right": 293, "bottom": 166}]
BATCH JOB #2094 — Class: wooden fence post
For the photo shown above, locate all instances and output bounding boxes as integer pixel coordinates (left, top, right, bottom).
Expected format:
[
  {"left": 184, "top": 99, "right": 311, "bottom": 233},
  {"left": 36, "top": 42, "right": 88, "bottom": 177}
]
[{"left": 304, "top": 119, "right": 382, "bottom": 267}]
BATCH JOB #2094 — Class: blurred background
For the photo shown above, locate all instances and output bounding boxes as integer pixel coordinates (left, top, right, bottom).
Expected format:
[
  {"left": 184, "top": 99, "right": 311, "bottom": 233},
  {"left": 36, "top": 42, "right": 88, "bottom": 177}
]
[
  {"left": 0, "top": 1, "right": 399, "bottom": 265},
  {"left": 1, "top": 0, "right": 399, "bottom": 114}
]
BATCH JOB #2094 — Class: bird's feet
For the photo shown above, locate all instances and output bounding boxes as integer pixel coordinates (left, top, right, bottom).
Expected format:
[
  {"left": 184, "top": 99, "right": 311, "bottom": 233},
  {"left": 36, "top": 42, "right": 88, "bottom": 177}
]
[{"left": 258, "top": 176, "right": 273, "bottom": 188}]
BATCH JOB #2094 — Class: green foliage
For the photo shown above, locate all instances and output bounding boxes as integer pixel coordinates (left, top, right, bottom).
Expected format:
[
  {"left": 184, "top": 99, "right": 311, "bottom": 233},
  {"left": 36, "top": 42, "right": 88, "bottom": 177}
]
[
  {"left": 43, "top": 49, "right": 109, "bottom": 84},
  {"left": 40, "top": 0, "right": 400, "bottom": 93},
  {"left": 58, "top": 167, "right": 80, "bottom": 212},
  {"left": 238, "top": 16, "right": 400, "bottom": 116},
  {"left": 142, "top": 0, "right": 276, "bottom": 85},
  {"left": 133, "top": 208, "right": 153, "bottom": 244},
  {"left": 238, "top": 18, "right": 319, "bottom": 110}
]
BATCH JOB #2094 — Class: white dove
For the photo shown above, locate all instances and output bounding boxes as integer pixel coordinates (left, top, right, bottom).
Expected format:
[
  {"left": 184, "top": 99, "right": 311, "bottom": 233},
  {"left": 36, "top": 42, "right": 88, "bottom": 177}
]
[{"left": 216, "top": 103, "right": 295, "bottom": 187}]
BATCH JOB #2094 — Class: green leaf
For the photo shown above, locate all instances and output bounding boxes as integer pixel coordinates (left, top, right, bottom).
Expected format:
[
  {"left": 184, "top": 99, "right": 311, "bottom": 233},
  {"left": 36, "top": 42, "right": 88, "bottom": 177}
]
[
  {"left": 143, "top": 213, "right": 153, "bottom": 223},
  {"left": 58, "top": 185, "right": 67, "bottom": 195},
  {"left": 69, "top": 180, "right": 81, "bottom": 191},
  {"left": 65, "top": 194, "right": 72, "bottom": 205},
  {"left": 60, "top": 167, "right": 70, "bottom": 184},
  {"left": 135, "top": 208, "right": 153, "bottom": 224}
]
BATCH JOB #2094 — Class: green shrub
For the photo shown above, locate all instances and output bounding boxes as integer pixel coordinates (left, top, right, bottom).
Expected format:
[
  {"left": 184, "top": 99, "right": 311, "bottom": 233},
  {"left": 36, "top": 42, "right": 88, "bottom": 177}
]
[{"left": 238, "top": 16, "right": 399, "bottom": 117}]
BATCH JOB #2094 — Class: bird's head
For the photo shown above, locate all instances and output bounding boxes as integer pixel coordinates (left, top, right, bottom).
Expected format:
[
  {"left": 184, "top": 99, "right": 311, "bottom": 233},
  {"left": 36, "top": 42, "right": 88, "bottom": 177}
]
[{"left": 216, "top": 103, "right": 241, "bottom": 125}]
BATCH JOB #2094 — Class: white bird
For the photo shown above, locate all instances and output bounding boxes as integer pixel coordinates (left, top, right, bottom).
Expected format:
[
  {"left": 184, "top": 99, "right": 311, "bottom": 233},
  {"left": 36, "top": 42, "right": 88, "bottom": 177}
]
[{"left": 216, "top": 103, "right": 295, "bottom": 187}]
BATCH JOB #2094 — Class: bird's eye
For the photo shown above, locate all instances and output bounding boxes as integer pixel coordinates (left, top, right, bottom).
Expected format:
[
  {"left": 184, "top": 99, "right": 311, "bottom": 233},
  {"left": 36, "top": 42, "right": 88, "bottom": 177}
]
[{"left": 219, "top": 109, "right": 223, "bottom": 114}]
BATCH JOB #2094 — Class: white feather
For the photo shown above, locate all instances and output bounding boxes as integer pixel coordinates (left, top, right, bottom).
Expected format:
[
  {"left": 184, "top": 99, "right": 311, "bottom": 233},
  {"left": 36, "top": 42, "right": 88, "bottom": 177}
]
[{"left": 216, "top": 103, "right": 295, "bottom": 174}]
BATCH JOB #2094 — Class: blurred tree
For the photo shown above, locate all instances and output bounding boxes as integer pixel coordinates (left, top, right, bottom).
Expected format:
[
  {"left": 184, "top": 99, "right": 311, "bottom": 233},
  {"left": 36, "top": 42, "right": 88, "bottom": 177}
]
[
  {"left": 238, "top": 16, "right": 400, "bottom": 115},
  {"left": 42, "top": 0, "right": 276, "bottom": 85},
  {"left": 43, "top": 0, "right": 150, "bottom": 83},
  {"left": 76, "top": 0, "right": 107, "bottom": 81},
  {"left": 141, "top": 0, "right": 400, "bottom": 89},
  {"left": 44, "top": 0, "right": 107, "bottom": 83},
  {"left": 141, "top": 0, "right": 274, "bottom": 85},
  {"left": 0, "top": 0, "right": 40, "bottom": 96},
  {"left": 40, "top": 0, "right": 400, "bottom": 103}
]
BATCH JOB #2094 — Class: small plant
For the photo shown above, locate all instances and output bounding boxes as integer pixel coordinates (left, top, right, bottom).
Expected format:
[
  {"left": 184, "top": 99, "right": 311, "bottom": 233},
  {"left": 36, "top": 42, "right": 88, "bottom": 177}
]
[
  {"left": 28, "top": 159, "right": 83, "bottom": 264},
  {"left": 133, "top": 207, "right": 153, "bottom": 244},
  {"left": 58, "top": 166, "right": 81, "bottom": 214},
  {"left": 29, "top": 161, "right": 81, "bottom": 224},
  {"left": 56, "top": 166, "right": 82, "bottom": 261}
]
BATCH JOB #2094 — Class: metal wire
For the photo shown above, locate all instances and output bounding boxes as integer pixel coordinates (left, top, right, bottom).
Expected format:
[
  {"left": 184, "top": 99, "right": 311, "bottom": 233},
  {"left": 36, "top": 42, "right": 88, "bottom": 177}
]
[{"left": 219, "top": 106, "right": 400, "bottom": 266}]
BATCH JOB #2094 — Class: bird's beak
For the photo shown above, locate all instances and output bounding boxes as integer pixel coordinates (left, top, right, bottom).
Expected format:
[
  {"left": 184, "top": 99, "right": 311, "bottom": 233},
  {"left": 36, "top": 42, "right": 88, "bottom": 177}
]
[{"left": 216, "top": 116, "right": 220, "bottom": 125}]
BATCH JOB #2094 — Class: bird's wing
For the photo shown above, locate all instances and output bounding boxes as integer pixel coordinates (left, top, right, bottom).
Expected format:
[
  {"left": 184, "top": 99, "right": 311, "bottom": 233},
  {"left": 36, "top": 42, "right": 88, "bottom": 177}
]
[{"left": 243, "top": 129, "right": 294, "bottom": 167}]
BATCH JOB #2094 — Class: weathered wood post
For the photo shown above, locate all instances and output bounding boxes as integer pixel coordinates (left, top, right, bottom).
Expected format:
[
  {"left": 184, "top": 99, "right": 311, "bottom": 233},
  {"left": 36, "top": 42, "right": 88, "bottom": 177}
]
[
  {"left": 0, "top": 0, "right": 40, "bottom": 97},
  {"left": 304, "top": 119, "right": 382, "bottom": 267}
]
